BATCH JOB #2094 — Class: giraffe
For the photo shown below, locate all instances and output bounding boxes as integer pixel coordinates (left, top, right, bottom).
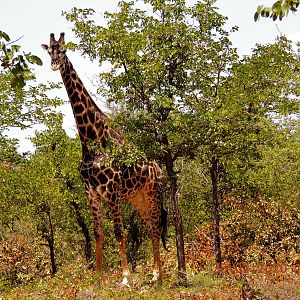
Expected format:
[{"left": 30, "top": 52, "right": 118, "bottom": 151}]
[{"left": 42, "top": 33, "right": 167, "bottom": 285}]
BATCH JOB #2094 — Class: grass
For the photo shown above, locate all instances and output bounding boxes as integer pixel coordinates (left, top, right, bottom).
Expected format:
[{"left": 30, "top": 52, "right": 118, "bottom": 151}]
[
  {"left": 0, "top": 267, "right": 243, "bottom": 300},
  {"left": 1, "top": 260, "right": 229, "bottom": 300},
  {"left": 2, "top": 255, "right": 300, "bottom": 299}
]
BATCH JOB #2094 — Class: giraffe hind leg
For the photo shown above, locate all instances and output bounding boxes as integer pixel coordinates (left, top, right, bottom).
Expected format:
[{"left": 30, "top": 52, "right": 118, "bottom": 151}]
[
  {"left": 151, "top": 235, "right": 162, "bottom": 282},
  {"left": 130, "top": 190, "right": 164, "bottom": 282}
]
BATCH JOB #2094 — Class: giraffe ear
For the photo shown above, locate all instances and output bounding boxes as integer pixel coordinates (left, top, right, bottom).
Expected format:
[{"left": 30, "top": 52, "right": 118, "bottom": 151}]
[{"left": 41, "top": 44, "right": 49, "bottom": 51}]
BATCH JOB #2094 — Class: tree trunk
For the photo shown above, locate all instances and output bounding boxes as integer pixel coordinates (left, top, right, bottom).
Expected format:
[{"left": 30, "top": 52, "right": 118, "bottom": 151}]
[
  {"left": 48, "top": 232, "right": 57, "bottom": 275},
  {"left": 45, "top": 207, "right": 57, "bottom": 275},
  {"left": 165, "top": 154, "right": 188, "bottom": 286},
  {"left": 71, "top": 200, "right": 93, "bottom": 266},
  {"left": 210, "top": 156, "right": 222, "bottom": 270}
]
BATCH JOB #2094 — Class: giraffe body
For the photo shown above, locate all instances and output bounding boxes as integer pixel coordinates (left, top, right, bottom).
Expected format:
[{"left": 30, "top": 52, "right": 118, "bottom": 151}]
[{"left": 42, "top": 33, "right": 166, "bottom": 283}]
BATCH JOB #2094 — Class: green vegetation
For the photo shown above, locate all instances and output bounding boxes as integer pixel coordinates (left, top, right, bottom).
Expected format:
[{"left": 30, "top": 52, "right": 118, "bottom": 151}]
[
  {"left": 255, "top": 0, "right": 300, "bottom": 21},
  {"left": 1, "top": 0, "right": 300, "bottom": 298}
]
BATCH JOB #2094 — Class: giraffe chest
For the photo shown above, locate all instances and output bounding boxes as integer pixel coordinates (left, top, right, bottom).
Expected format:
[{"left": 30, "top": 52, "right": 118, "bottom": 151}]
[{"left": 79, "top": 159, "right": 121, "bottom": 197}]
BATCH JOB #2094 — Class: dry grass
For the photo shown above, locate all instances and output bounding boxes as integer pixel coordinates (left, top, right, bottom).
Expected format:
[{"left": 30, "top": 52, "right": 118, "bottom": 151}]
[
  {"left": 2, "top": 253, "right": 300, "bottom": 300},
  {"left": 2, "top": 230, "right": 300, "bottom": 300}
]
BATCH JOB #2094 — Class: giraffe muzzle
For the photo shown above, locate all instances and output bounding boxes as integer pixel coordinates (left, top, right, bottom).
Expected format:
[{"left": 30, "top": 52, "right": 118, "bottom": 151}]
[
  {"left": 51, "top": 61, "right": 60, "bottom": 71},
  {"left": 51, "top": 65, "right": 60, "bottom": 71}
]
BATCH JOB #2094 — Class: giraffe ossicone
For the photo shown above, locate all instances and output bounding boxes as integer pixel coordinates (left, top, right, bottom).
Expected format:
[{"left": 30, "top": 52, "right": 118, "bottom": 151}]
[{"left": 42, "top": 32, "right": 167, "bottom": 284}]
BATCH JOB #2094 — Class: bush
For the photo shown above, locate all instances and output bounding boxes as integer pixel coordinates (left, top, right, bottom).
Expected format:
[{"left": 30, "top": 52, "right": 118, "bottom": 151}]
[
  {"left": 0, "top": 228, "right": 49, "bottom": 288},
  {"left": 186, "top": 195, "right": 300, "bottom": 272}
]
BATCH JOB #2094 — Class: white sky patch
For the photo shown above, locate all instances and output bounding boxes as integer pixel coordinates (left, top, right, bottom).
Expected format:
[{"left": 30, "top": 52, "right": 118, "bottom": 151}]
[{"left": 286, "top": 31, "right": 300, "bottom": 51}]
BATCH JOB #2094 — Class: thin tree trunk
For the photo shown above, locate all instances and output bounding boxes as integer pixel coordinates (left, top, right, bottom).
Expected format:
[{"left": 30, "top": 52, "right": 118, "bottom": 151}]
[
  {"left": 48, "top": 234, "right": 57, "bottom": 275},
  {"left": 71, "top": 200, "right": 93, "bottom": 266},
  {"left": 165, "top": 154, "right": 188, "bottom": 286},
  {"left": 45, "top": 207, "right": 57, "bottom": 275},
  {"left": 210, "top": 156, "right": 222, "bottom": 270}
]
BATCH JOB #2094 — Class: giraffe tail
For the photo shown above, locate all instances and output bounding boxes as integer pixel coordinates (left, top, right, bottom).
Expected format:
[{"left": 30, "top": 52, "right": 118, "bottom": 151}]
[{"left": 161, "top": 207, "right": 169, "bottom": 251}]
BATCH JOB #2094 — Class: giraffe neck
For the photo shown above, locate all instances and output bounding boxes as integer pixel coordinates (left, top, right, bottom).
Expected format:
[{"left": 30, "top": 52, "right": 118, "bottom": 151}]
[{"left": 59, "top": 56, "right": 109, "bottom": 152}]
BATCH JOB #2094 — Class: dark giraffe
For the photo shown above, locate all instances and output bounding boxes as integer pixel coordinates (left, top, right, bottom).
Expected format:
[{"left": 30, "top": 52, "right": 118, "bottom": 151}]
[{"left": 42, "top": 33, "right": 167, "bottom": 284}]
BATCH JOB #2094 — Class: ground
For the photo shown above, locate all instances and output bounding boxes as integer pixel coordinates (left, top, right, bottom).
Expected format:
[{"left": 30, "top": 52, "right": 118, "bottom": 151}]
[{"left": 2, "top": 250, "right": 300, "bottom": 300}]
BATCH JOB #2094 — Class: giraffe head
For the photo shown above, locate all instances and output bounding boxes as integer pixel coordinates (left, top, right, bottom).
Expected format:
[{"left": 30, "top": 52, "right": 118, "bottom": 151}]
[{"left": 42, "top": 32, "right": 66, "bottom": 71}]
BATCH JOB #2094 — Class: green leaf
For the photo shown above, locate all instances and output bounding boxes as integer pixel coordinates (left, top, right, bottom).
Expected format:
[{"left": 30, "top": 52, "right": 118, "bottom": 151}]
[
  {"left": 0, "top": 30, "right": 10, "bottom": 42},
  {"left": 257, "top": 5, "right": 263, "bottom": 13},
  {"left": 11, "top": 76, "right": 25, "bottom": 88},
  {"left": 272, "top": 1, "right": 283, "bottom": 10},
  {"left": 22, "top": 69, "right": 36, "bottom": 80},
  {"left": 26, "top": 54, "right": 43, "bottom": 66},
  {"left": 6, "top": 49, "right": 13, "bottom": 59},
  {"left": 11, "top": 45, "right": 21, "bottom": 52}
]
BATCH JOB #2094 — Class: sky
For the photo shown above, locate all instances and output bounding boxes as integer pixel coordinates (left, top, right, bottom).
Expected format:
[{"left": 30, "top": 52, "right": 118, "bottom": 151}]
[{"left": 1, "top": 0, "right": 300, "bottom": 152}]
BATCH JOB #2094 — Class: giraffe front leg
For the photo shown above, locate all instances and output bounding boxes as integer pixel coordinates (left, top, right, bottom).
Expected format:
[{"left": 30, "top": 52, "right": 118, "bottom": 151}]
[
  {"left": 95, "top": 232, "right": 104, "bottom": 273},
  {"left": 108, "top": 199, "right": 130, "bottom": 286},
  {"left": 87, "top": 188, "right": 104, "bottom": 273}
]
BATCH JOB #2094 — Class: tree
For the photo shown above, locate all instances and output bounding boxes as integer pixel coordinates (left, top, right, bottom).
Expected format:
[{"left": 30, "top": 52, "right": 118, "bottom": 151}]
[
  {"left": 0, "top": 114, "right": 96, "bottom": 279},
  {"left": 0, "top": 30, "right": 62, "bottom": 165},
  {"left": 28, "top": 117, "right": 94, "bottom": 273},
  {"left": 255, "top": 0, "right": 300, "bottom": 21},
  {"left": 64, "top": 0, "right": 299, "bottom": 282},
  {"left": 64, "top": 0, "right": 239, "bottom": 284},
  {"left": 0, "top": 32, "right": 64, "bottom": 271},
  {"left": 195, "top": 36, "right": 299, "bottom": 270}
]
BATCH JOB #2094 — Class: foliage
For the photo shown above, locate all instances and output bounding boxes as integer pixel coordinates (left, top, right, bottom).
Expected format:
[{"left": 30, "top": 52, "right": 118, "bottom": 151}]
[
  {"left": 213, "top": 36, "right": 300, "bottom": 195},
  {"left": 0, "top": 30, "right": 63, "bottom": 169},
  {"left": 0, "top": 30, "right": 42, "bottom": 88},
  {"left": 0, "top": 81, "right": 62, "bottom": 135},
  {"left": 0, "top": 227, "right": 50, "bottom": 288},
  {"left": 200, "top": 35, "right": 299, "bottom": 160},
  {"left": 63, "top": 0, "right": 237, "bottom": 163},
  {"left": 177, "top": 157, "right": 211, "bottom": 234},
  {"left": 0, "top": 118, "right": 91, "bottom": 280},
  {"left": 187, "top": 194, "right": 300, "bottom": 270},
  {"left": 255, "top": 0, "right": 299, "bottom": 21},
  {"left": 248, "top": 124, "right": 300, "bottom": 204},
  {"left": 223, "top": 195, "right": 300, "bottom": 264}
]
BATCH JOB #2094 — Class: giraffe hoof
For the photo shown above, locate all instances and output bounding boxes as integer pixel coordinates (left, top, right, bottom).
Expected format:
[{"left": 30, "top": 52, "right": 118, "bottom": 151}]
[
  {"left": 121, "top": 276, "right": 130, "bottom": 287},
  {"left": 151, "top": 270, "right": 159, "bottom": 282}
]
